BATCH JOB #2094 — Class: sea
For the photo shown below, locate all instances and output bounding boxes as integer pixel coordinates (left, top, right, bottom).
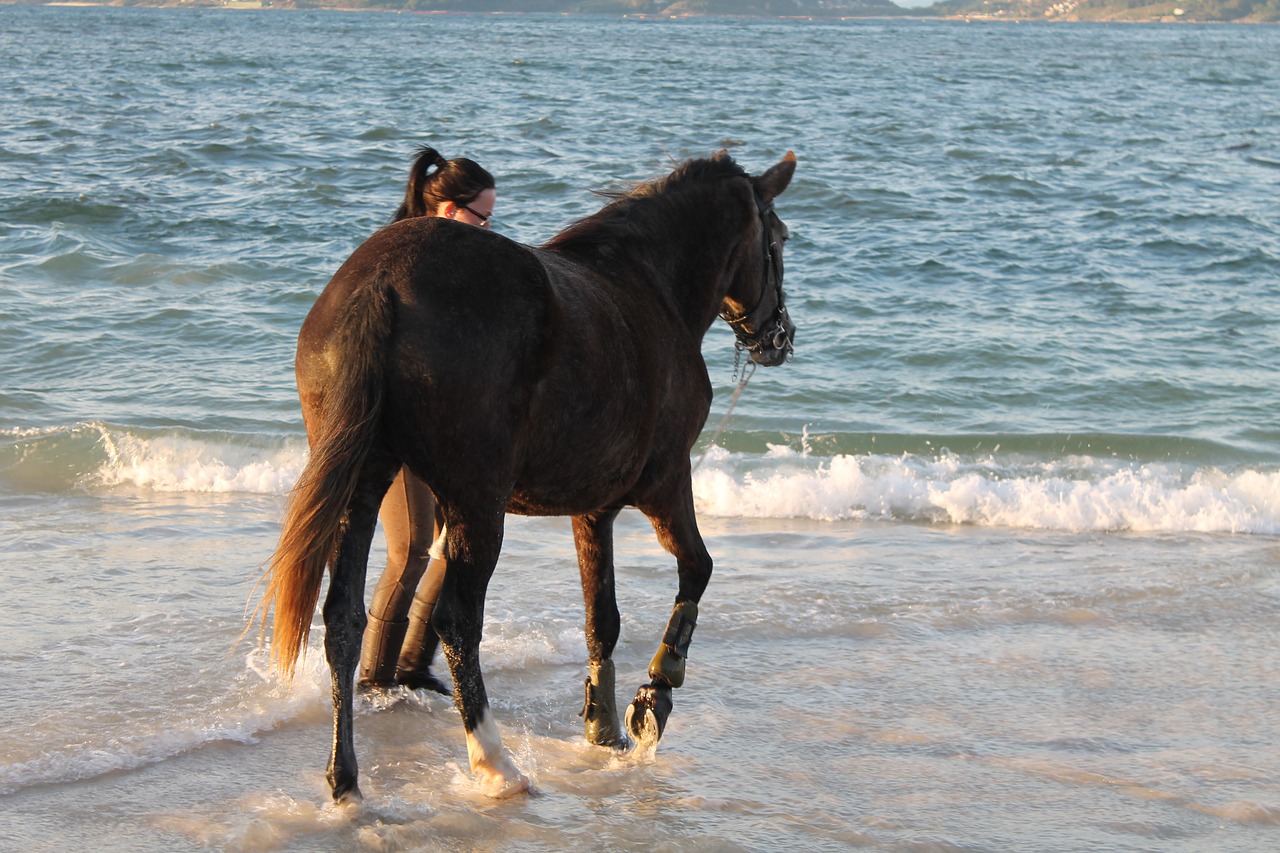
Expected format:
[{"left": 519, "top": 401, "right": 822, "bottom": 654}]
[{"left": 2, "top": 6, "right": 1279, "bottom": 851}]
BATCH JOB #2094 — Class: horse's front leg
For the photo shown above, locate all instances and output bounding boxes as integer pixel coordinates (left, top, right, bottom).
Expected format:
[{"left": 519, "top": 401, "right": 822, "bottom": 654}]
[
  {"left": 433, "top": 508, "right": 530, "bottom": 798},
  {"left": 628, "top": 488, "right": 712, "bottom": 748},
  {"left": 573, "top": 510, "right": 628, "bottom": 749},
  {"left": 322, "top": 485, "right": 384, "bottom": 803}
]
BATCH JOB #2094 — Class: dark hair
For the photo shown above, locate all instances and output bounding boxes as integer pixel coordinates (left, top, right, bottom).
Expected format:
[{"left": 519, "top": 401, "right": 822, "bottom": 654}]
[{"left": 392, "top": 145, "right": 495, "bottom": 223}]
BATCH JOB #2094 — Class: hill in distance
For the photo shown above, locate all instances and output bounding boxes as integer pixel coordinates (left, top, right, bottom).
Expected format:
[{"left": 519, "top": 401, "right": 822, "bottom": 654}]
[{"left": 20, "top": 0, "right": 1279, "bottom": 22}]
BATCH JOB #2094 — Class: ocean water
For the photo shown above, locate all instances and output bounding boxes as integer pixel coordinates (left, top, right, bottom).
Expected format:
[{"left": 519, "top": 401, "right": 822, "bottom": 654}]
[{"left": 3, "top": 7, "right": 1280, "bottom": 851}]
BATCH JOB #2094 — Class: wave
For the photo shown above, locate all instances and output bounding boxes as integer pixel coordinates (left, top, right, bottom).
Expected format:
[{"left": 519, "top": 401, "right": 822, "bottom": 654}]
[
  {"left": 4, "top": 423, "right": 1278, "bottom": 535},
  {"left": 692, "top": 444, "right": 1280, "bottom": 535},
  {"left": 0, "top": 422, "right": 303, "bottom": 495}
]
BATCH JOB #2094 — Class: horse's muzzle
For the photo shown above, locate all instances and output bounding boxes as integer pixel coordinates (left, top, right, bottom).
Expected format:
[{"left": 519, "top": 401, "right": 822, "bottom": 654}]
[{"left": 750, "top": 314, "right": 795, "bottom": 367}]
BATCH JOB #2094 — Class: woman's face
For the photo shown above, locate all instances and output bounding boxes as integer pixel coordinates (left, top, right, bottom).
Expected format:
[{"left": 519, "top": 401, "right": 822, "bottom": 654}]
[{"left": 437, "top": 187, "right": 496, "bottom": 229}]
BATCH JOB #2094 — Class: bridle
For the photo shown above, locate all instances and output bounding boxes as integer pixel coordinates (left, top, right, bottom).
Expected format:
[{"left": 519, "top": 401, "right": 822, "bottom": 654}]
[
  {"left": 696, "top": 184, "right": 796, "bottom": 470},
  {"left": 720, "top": 190, "right": 793, "bottom": 364}
]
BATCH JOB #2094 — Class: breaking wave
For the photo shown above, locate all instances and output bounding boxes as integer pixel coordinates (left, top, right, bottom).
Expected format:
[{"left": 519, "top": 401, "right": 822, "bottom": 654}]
[{"left": 4, "top": 423, "right": 1277, "bottom": 535}]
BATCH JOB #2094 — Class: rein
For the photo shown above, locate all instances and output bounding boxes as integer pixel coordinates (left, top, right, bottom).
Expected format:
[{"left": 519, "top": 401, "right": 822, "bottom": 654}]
[{"left": 692, "top": 360, "right": 757, "bottom": 473}]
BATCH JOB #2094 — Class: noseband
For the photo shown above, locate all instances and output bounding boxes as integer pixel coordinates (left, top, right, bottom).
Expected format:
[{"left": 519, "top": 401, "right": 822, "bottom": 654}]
[{"left": 720, "top": 191, "right": 793, "bottom": 361}]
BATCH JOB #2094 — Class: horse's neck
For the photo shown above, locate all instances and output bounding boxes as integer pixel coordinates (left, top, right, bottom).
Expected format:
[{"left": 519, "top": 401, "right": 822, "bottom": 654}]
[{"left": 596, "top": 195, "right": 743, "bottom": 335}]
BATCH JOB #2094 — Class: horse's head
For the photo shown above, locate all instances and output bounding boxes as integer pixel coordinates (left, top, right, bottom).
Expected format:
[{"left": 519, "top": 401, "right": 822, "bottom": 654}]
[{"left": 719, "top": 151, "right": 797, "bottom": 368}]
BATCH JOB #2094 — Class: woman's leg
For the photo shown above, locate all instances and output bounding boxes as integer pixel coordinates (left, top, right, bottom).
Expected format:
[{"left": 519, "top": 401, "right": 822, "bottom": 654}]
[
  {"left": 396, "top": 523, "right": 449, "bottom": 693},
  {"left": 358, "top": 468, "right": 436, "bottom": 688}
]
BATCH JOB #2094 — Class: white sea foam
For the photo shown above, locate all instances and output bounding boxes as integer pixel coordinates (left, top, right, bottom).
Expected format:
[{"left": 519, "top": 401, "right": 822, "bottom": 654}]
[
  {"left": 692, "top": 446, "right": 1280, "bottom": 535},
  {"left": 89, "top": 426, "right": 305, "bottom": 495},
  {"left": 80, "top": 426, "right": 1280, "bottom": 535}
]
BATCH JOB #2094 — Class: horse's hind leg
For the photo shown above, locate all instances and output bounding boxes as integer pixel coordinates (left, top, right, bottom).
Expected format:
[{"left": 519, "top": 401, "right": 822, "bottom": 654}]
[
  {"left": 628, "top": 491, "right": 712, "bottom": 748},
  {"left": 432, "top": 504, "right": 530, "bottom": 798},
  {"left": 323, "top": 462, "right": 396, "bottom": 803},
  {"left": 573, "top": 510, "right": 628, "bottom": 749}
]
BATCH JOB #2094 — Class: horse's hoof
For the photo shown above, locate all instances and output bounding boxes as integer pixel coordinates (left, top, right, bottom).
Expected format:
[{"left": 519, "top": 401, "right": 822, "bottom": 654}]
[
  {"left": 466, "top": 712, "right": 531, "bottom": 798},
  {"left": 331, "top": 781, "right": 363, "bottom": 805},
  {"left": 476, "top": 763, "right": 531, "bottom": 799},
  {"left": 623, "top": 702, "right": 656, "bottom": 749},
  {"left": 625, "top": 682, "right": 673, "bottom": 748}
]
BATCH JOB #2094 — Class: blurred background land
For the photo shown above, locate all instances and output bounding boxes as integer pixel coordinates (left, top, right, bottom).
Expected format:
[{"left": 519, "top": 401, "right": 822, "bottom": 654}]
[{"left": 18, "top": 0, "right": 1280, "bottom": 22}]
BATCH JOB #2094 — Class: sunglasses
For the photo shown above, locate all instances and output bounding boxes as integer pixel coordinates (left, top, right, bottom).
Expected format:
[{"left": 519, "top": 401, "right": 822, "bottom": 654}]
[{"left": 458, "top": 204, "right": 492, "bottom": 226}]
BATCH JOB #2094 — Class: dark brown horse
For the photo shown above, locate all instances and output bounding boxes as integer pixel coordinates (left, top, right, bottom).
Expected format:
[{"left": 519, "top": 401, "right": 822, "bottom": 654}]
[{"left": 262, "top": 150, "right": 797, "bottom": 802}]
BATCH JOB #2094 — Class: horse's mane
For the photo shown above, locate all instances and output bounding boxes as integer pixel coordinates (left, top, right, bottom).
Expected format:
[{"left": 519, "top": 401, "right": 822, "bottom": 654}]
[{"left": 543, "top": 155, "right": 748, "bottom": 252}]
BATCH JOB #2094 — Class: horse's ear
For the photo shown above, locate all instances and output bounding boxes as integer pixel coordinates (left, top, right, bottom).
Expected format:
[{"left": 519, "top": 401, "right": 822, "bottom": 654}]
[
  {"left": 754, "top": 151, "right": 797, "bottom": 203},
  {"left": 713, "top": 148, "right": 732, "bottom": 161}
]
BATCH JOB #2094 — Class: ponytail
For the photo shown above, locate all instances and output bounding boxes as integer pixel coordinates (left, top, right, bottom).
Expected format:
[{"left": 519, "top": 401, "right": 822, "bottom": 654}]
[{"left": 392, "top": 144, "right": 495, "bottom": 223}]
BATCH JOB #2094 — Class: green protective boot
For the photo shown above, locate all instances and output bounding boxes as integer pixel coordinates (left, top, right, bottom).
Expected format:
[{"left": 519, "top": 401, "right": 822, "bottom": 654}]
[
  {"left": 579, "top": 659, "right": 627, "bottom": 749},
  {"left": 358, "top": 615, "right": 408, "bottom": 691},
  {"left": 647, "top": 600, "right": 698, "bottom": 689}
]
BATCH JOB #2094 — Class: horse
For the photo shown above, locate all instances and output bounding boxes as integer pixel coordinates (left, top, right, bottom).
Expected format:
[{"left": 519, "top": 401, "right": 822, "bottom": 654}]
[{"left": 262, "top": 150, "right": 797, "bottom": 802}]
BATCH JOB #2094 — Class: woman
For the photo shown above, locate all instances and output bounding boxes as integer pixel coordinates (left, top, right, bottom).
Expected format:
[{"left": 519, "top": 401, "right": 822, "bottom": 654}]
[{"left": 358, "top": 145, "right": 496, "bottom": 694}]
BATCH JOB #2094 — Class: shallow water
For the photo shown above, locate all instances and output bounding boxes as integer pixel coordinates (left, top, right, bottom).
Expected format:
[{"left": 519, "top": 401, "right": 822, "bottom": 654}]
[
  {"left": 2, "top": 7, "right": 1279, "bottom": 851},
  {"left": 6, "top": 508, "right": 1279, "bottom": 851}
]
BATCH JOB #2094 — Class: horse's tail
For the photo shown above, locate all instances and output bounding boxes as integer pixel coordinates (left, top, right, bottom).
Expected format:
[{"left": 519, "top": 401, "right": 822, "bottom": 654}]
[{"left": 262, "top": 280, "right": 395, "bottom": 680}]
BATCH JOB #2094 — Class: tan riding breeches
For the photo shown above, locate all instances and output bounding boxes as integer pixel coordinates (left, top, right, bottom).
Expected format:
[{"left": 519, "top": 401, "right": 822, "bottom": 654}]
[{"left": 368, "top": 467, "right": 446, "bottom": 635}]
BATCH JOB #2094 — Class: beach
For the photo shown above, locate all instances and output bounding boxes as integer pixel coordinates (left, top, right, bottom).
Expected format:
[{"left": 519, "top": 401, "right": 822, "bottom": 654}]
[{"left": 2, "top": 8, "right": 1279, "bottom": 849}]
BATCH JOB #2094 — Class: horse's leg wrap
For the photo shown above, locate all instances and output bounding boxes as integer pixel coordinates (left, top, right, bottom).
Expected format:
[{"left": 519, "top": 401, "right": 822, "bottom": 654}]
[
  {"left": 579, "top": 660, "right": 627, "bottom": 748},
  {"left": 647, "top": 600, "right": 698, "bottom": 689}
]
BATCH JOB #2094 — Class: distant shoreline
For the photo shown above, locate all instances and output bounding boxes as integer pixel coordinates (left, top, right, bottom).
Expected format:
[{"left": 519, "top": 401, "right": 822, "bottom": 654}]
[
  {"left": 14, "top": 0, "right": 1280, "bottom": 22},
  {"left": 19, "top": 1, "right": 934, "bottom": 16}
]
